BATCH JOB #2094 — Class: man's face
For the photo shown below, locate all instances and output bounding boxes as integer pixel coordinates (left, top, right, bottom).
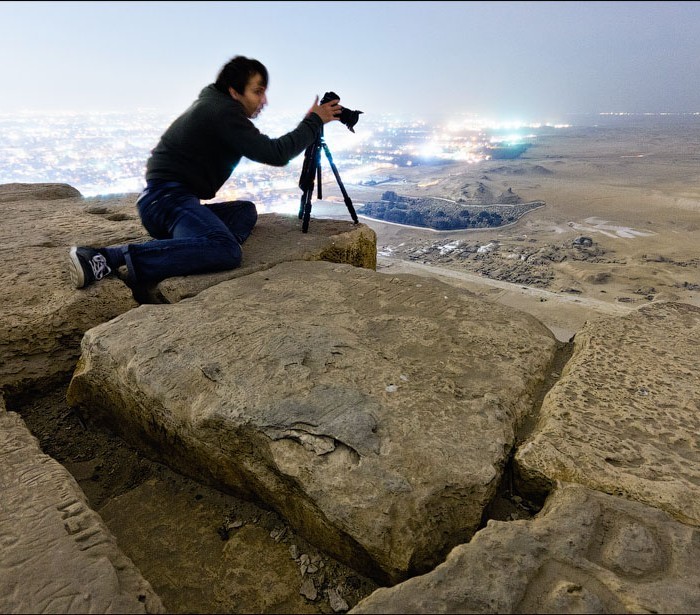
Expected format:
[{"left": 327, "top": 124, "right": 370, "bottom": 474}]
[{"left": 229, "top": 73, "right": 267, "bottom": 119}]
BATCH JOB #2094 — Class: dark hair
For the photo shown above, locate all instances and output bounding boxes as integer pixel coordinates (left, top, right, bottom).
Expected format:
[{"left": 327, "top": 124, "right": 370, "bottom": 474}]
[{"left": 215, "top": 56, "right": 268, "bottom": 95}]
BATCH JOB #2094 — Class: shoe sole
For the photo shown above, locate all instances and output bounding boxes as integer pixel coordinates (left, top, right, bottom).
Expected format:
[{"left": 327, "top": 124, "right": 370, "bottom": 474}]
[{"left": 68, "top": 247, "right": 86, "bottom": 288}]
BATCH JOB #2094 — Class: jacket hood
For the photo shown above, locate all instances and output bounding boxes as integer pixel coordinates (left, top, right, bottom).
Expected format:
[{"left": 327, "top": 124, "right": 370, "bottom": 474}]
[{"left": 200, "top": 84, "right": 244, "bottom": 112}]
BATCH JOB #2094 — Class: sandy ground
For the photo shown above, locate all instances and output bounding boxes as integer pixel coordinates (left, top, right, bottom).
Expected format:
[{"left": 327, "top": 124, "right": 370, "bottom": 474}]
[
  {"left": 353, "top": 119, "right": 700, "bottom": 342},
  {"left": 14, "top": 117, "right": 700, "bottom": 613}
]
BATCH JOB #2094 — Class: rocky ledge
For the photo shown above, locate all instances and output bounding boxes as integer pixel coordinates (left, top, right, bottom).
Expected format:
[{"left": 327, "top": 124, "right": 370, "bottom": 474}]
[{"left": 2, "top": 183, "right": 700, "bottom": 613}]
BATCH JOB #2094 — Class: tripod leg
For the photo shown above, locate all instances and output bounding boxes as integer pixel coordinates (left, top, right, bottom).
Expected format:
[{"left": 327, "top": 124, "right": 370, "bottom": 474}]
[
  {"left": 298, "top": 138, "right": 321, "bottom": 232},
  {"left": 302, "top": 187, "right": 313, "bottom": 233},
  {"left": 299, "top": 185, "right": 314, "bottom": 221},
  {"left": 298, "top": 192, "right": 305, "bottom": 220},
  {"left": 322, "top": 143, "right": 359, "bottom": 224}
]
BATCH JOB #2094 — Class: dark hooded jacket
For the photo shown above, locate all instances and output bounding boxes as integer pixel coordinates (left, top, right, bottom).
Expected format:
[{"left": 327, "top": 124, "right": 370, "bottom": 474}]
[{"left": 146, "top": 84, "right": 322, "bottom": 199}]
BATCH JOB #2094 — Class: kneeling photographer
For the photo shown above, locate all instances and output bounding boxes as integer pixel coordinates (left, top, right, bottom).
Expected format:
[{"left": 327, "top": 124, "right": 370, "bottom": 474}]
[{"left": 68, "top": 55, "right": 342, "bottom": 298}]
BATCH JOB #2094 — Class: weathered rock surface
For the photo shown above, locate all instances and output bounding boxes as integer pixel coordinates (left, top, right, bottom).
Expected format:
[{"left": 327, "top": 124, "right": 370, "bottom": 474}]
[
  {"left": 0, "top": 187, "right": 145, "bottom": 397},
  {"left": 0, "top": 183, "right": 375, "bottom": 398},
  {"left": 98, "top": 478, "right": 317, "bottom": 614},
  {"left": 8, "top": 182, "right": 700, "bottom": 613},
  {"left": 0, "top": 182, "right": 82, "bottom": 202},
  {"left": 0, "top": 396, "right": 164, "bottom": 613},
  {"left": 515, "top": 301, "right": 700, "bottom": 526},
  {"left": 153, "top": 213, "right": 376, "bottom": 303},
  {"left": 66, "top": 260, "right": 559, "bottom": 583},
  {"left": 350, "top": 482, "right": 700, "bottom": 613}
]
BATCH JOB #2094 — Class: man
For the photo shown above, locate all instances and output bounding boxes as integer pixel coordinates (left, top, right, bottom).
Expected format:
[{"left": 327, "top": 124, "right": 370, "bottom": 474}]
[{"left": 68, "top": 55, "right": 341, "bottom": 295}]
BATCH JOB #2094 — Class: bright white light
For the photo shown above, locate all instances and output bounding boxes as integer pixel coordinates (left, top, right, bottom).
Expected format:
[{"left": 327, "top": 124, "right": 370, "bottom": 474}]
[
  {"left": 420, "top": 140, "right": 442, "bottom": 158},
  {"left": 490, "top": 133, "right": 523, "bottom": 145}
]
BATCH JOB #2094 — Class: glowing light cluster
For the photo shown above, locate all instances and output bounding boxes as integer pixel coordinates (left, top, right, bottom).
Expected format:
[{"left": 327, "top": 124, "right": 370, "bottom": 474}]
[{"left": 0, "top": 109, "right": 578, "bottom": 199}]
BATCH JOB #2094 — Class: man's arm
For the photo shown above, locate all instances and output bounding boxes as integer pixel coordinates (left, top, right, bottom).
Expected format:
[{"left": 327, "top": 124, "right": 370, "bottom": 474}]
[{"left": 223, "top": 97, "right": 341, "bottom": 167}]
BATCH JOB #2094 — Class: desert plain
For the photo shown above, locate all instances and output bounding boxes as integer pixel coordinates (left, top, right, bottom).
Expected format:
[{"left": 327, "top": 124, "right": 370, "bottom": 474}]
[{"left": 348, "top": 116, "right": 700, "bottom": 342}]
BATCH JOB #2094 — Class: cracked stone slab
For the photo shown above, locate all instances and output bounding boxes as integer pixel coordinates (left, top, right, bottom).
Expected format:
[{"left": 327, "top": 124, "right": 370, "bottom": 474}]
[
  {"left": 350, "top": 482, "right": 700, "bottom": 614},
  {"left": 67, "top": 260, "right": 558, "bottom": 582},
  {"left": 515, "top": 301, "right": 700, "bottom": 526},
  {"left": 0, "top": 397, "right": 164, "bottom": 613}
]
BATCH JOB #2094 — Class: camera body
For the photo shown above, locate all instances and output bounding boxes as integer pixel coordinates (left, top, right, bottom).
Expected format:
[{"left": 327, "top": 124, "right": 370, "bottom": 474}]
[{"left": 321, "top": 91, "right": 363, "bottom": 133}]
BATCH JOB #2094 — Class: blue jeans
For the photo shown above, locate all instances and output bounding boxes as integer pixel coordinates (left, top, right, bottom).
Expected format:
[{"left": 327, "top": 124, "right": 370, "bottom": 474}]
[{"left": 123, "top": 181, "right": 258, "bottom": 285}]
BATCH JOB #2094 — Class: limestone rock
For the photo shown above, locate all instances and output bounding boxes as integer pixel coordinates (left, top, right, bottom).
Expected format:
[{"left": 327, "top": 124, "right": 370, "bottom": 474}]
[
  {"left": 153, "top": 213, "right": 377, "bottom": 303},
  {"left": 0, "top": 182, "right": 82, "bottom": 202},
  {"left": 0, "top": 397, "right": 164, "bottom": 613},
  {"left": 0, "top": 189, "right": 144, "bottom": 397},
  {"left": 67, "top": 260, "right": 558, "bottom": 582},
  {"left": 350, "top": 483, "right": 700, "bottom": 613},
  {"left": 515, "top": 301, "right": 700, "bottom": 526},
  {"left": 99, "top": 477, "right": 312, "bottom": 614},
  {"left": 328, "top": 587, "right": 350, "bottom": 612},
  {"left": 0, "top": 185, "right": 376, "bottom": 399},
  {"left": 300, "top": 577, "right": 318, "bottom": 601}
]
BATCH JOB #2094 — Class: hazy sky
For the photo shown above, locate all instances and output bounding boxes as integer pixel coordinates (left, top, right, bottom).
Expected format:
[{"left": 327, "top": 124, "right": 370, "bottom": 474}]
[{"left": 2, "top": 1, "right": 699, "bottom": 122}]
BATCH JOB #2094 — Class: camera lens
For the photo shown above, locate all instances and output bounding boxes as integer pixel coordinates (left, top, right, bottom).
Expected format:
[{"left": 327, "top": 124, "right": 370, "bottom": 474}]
[
  {"left": 321, "top": 91, "right": 363, "bottom": 132},
  {"left": 340, "top": 108, "right": 362, "bottom": 133}
]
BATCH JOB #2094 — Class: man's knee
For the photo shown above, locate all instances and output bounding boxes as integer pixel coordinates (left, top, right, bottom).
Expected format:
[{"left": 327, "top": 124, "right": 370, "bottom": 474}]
[
  {"left": 233, "top": 201, "right": 257, "bottom": 243},
  {"left": 209, "top": 231, "right": 243, "bottom": 269},
  {"left": 238, "top": 200, "right": 258, "bottom": 228},
  {"left": 206, "top": 200, "right": 258, "bottom": 243}
]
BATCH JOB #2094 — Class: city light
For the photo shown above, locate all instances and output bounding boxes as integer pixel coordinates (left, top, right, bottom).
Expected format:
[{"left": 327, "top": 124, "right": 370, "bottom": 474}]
[{"left": 0, "top": 109, "right": 585, "bottom": 202}]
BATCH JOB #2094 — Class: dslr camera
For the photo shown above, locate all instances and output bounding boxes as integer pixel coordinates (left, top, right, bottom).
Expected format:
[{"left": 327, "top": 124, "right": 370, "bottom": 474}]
[{"left": 321, "top": 91, "right": 363, "bottom": 133}]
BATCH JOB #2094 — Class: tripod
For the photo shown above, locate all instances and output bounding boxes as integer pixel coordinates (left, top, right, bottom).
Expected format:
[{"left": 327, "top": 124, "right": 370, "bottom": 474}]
[{"left": 298, "top": 127, "right": 358, "bottom": 233}]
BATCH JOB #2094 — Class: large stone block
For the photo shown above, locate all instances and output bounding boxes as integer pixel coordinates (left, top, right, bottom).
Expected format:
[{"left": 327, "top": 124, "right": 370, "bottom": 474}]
[
  {"left": 153, "top": 213, "right": 377, "bottom": 303},
  {"left": 0, "top": 188, "right": 144, "bottom": 397},
  {"left": 516, "top": 301, "right": 700, "bottom": 526},
  {"left": 67, "top": 260, "right": 557, "bottom": 583},
  {"left": 350, "top": 483, "right": 700, "bottom": 613},
  {"left": 0, "top": 397, "right": 164, "bottom": 613}
]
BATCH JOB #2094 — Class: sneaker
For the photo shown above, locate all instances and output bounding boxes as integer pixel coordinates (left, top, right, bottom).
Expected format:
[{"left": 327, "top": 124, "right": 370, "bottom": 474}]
[{"left": 68, "top": 246, "right": 112, "bottom": 289}]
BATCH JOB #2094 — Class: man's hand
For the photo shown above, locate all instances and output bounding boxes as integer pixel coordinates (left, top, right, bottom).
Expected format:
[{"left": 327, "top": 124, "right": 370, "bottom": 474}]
[{"left": 308, "top": 95, "right": 341, "bottom": 124}]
